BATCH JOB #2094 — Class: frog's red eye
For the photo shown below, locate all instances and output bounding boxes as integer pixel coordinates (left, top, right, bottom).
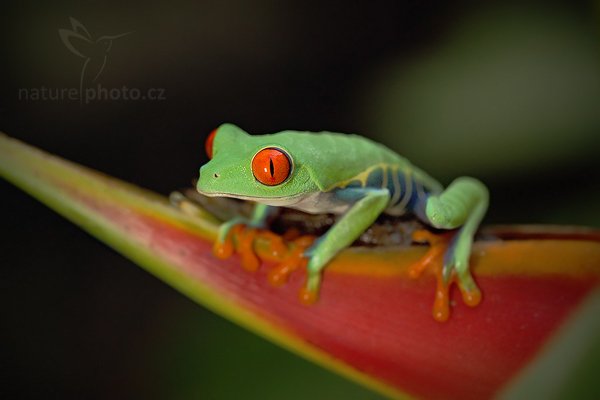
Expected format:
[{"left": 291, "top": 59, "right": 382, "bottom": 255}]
[
  {"left": 205, "top": 129, "right": 218, "bottom": 159},
  {"left": 252, "top": 148, "right": 291, "bottom": 186}
]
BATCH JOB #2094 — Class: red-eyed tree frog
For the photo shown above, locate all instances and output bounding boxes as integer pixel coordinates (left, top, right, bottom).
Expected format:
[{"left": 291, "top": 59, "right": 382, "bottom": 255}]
[{"left": 197, "top": 124, "right": 488, "bottom": 319}]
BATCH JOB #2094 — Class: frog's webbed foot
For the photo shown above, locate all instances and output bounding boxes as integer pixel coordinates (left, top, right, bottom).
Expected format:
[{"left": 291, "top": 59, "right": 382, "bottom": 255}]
[
  {"left": 267, "top": 233, "right": 314, "bottom": 287},
  {"left": 214, "top": 218, "right": 285, "bottom": 271},
  {"left": 410, "top": 229, "right": 481, "bottom": 322},
  {"left": 214, "top": 223, "right": 261, "bottom": 271},
  {"left": 213, "top": 219, "right": 317, "bottom": 291},
  {"left": 266, "top": 234, "right": 329, "bottom": 306}
]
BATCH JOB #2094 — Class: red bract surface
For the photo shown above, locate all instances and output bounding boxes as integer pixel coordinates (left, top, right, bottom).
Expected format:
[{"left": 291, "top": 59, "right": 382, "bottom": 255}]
[{"left": 1, "top": 133, "right": 598, "bottom": 399}]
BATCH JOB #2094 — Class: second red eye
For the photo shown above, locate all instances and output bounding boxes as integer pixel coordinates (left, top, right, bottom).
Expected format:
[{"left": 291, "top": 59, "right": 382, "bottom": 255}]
[
  {"left": 251, "top": 148, "right": 291, "bottom": 186},
  {"left": 205, "top": 129, "right": 218, "bottom": 159}
]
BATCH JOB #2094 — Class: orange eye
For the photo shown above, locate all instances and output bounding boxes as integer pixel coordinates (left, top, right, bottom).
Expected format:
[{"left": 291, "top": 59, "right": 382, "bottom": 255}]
[
  {"left": 205, "top": 128, "right": 218, "bottom": 159},
  {"left": 252, "top": 148, "right": 291, "bottom": 186}
]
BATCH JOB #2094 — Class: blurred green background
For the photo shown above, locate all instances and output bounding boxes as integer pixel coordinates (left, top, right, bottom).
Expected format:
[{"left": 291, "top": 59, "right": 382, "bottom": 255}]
[{"left": 1, "top": 1, "right": 599, "bottom": 399}]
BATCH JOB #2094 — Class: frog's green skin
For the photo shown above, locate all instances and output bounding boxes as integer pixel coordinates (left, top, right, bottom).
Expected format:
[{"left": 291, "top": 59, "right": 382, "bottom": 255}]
[{"left": 197, "top": 123, "right": 488, "bottom": 296}]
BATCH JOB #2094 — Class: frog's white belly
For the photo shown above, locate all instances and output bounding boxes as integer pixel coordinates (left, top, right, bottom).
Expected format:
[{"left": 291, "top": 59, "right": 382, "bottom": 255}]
[{"left": 262, "top": 191, "right": 351, "bottom": 215}]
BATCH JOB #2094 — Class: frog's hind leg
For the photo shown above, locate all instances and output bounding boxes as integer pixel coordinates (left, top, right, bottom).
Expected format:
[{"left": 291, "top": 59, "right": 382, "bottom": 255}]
[
  {"left": 443, "top": 220, "right": 484, "bottom": 305},
  {"left": 415, "top": 177, "right": 488, "bottom": 318}
]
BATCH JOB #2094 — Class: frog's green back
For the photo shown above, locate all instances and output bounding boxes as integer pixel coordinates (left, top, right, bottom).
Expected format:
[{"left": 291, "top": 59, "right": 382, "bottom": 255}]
[
  {"left": 267, "top": 130, "right": 440, "bottom": 192},
  {"left": 200, "top": 124, "right": 442, "bottom": 200}
]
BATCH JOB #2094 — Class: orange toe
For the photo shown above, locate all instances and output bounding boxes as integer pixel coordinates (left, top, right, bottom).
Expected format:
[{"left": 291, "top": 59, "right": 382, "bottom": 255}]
[
  {"left": 299, "top": 287, "right": 319, "bottom": 305},
  {"left": 409, "top": 229, "right": 461, "bottom": 322},
  {"left": 460, "top": 286, "right": 482, "bottom": 308}
]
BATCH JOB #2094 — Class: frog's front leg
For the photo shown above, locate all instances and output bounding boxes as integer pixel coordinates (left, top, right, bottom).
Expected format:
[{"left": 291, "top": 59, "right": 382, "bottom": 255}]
[
  {"left": 300, "top": 188, "right": 390, "bottom": 303},
  {"left": 419, "top": 177, "right": 488, "bottom": 311}
]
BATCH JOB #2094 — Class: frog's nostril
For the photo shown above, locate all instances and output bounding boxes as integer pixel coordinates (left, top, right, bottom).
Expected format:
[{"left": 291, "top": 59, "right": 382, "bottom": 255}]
[{"left": 213, "top": 173, "right": 220, "bottom": 178}]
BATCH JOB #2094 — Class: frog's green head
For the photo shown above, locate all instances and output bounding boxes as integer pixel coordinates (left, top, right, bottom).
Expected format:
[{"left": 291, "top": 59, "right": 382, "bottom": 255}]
[{"left": 197, "top": 124, "right": 318, "bottom": 206}]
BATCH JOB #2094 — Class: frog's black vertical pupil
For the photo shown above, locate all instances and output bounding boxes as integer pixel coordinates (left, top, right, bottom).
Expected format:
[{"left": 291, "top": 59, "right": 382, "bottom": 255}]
[{"left": 252, "top": 148, "right": 291, "bottom": 186}]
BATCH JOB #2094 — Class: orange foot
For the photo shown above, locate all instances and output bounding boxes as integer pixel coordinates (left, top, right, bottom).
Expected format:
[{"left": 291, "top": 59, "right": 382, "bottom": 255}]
[
  {"left": 268, "top": 235, "right": 314, "bottom": 287},
  {"left": 213, "top": 224, "right": 316, "bottom": 292},
  {"left": 410, "top": 229, "right": 481, "bottom": 322}
]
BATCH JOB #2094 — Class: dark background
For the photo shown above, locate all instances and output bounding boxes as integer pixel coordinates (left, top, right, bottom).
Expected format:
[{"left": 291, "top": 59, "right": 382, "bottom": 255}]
[{"left": 2, "top": 1, "right": 599, "bottom": 399}]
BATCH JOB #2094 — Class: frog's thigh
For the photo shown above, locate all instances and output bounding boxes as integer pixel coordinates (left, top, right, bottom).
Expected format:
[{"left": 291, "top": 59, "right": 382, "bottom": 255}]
[
  {"left": 306, "top": 188, "right": 390, "bottom": 273},
  {"left": 423, "top": 177, "right": 488, "bottom": 230},
  {"left": 422, "top": 177, "right": 488, "bottom": 277}
]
